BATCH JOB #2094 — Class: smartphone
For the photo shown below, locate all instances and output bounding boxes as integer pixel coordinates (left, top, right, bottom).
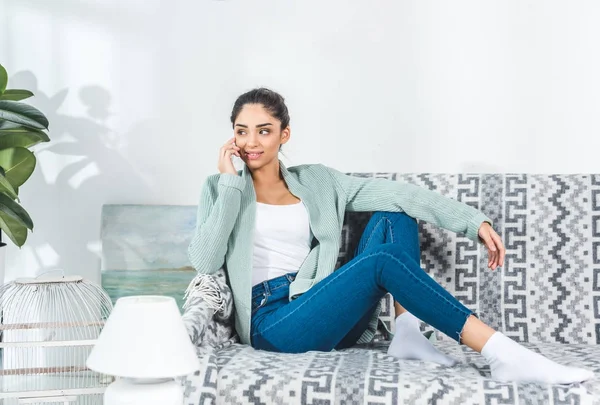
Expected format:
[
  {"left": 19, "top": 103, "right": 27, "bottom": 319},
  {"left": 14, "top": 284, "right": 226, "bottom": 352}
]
[{"left": 231, "top": 141, "right": 245, "bottom": 170}]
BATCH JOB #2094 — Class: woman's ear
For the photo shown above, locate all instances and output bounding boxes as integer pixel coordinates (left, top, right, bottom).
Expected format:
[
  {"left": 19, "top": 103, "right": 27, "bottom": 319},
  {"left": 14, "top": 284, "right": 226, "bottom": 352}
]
[{"left": 281, "top": 126, "right": 291, "bottom": 145}]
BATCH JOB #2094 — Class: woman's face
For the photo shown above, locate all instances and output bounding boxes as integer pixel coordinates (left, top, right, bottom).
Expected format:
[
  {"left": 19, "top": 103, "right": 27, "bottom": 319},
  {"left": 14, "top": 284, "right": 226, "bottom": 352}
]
[{"left": 234, "top": 103, "right": 289, "bottom": 169}]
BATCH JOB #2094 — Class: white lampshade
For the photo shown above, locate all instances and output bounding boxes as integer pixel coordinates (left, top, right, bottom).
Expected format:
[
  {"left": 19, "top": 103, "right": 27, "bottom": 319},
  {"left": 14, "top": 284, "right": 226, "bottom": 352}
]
[{"left": 86, "top": 295, "right": 198, "bottom": 379}]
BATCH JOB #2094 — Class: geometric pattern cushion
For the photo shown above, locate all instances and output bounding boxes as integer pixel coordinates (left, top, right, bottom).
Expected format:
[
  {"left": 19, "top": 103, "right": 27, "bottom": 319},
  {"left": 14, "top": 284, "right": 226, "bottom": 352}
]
[
  {"left": 337, "top": 173, "right": 600, "bottom": 345},
  {"left": 182, "top": 339, "right": 600, "bottom": 405}
]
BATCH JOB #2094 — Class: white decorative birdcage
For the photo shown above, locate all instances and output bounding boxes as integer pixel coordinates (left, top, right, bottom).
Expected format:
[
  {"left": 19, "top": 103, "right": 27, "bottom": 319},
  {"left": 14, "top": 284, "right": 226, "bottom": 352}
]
[{"left": 0, "top": 272, "right": 114, "bottom": 405}]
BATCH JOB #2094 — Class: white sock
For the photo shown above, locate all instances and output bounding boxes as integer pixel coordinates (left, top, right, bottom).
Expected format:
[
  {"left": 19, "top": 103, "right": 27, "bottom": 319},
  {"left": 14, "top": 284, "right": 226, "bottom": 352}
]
[
  {"left": 481, "top": 332, "right": 595, "bottom": 384},
  {"left": 387, "top": 312, "right": 457, "bottom": 367}
]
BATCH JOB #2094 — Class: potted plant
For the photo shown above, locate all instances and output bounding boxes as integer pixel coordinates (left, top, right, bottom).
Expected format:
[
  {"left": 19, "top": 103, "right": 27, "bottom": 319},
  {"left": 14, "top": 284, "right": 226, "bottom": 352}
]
[{"left": 0, "top": 63, "right": 51, "bottom": 281}]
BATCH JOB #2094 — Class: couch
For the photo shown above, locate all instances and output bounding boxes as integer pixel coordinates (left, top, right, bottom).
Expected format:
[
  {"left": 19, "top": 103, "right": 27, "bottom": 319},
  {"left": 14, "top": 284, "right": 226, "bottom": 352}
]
[{"left": 179, "top": 173, "right": 600, "bottom": 404}]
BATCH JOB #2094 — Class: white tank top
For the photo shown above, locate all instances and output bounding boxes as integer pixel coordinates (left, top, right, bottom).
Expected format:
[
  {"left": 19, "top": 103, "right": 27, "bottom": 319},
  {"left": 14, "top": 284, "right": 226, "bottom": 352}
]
[{"left": 251, "top": 200, "right": 314, "bottom": 287}]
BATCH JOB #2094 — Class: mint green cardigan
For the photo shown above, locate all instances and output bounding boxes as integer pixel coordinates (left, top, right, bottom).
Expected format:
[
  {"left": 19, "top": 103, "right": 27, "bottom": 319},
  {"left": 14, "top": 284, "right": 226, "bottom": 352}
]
[{"left": 188, "top": 161, "right": 490, "bottom": 346}]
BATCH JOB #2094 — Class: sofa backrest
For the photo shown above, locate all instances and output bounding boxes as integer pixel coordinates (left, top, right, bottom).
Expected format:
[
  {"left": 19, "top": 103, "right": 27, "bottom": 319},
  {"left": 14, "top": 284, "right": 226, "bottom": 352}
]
[{"left": 335, "top": 173, "right": 600, "bottom": 345}]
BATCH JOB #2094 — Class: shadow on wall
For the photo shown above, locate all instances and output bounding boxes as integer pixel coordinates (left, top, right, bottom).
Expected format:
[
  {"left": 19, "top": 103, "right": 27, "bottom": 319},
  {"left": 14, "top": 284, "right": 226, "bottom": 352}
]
[{"left": 5, "top": 70, "right": 153, "bottom": 284}]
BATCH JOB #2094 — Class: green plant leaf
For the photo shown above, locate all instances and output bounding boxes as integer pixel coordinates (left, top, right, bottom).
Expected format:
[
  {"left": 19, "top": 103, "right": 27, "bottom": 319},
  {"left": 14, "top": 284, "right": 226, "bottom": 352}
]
[
  {"left": 0, "top": 147, "right": 36, "bottom": 188},
  {"left": 0, "top": 171, "right": 18, "bottom": 199},
  {"left": 0, "top": 100, "right": 49, "bottom": 129},
  {"left": 0, "top": 121, "right": 50, "bottom": 148},
  {"left": 0, "top": 210, "right": 28, "bottom": 246},
  {"left": 0, "top": 193, "right": 32, "bottom": 229},
  {"left": 0, "top": 64, "right": 7, "bottom": 94},
  {"left": 0, "top": 193, "right": 33, "bottom": 247},
  {"left": 0, "top": 89, "right": 34, "bottom": 101}
]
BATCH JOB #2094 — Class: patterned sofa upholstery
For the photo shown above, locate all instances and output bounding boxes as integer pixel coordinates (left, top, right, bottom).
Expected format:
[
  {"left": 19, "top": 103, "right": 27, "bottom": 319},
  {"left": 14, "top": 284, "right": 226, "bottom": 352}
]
[{"left": 180, "top": 173, "right": 600, "bottom": 405}]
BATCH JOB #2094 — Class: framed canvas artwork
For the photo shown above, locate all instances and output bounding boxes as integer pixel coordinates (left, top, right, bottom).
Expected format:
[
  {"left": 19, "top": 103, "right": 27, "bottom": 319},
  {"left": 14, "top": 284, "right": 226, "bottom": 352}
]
[{"left": 100, "top": 204, "right": 198, "bottom": 312}]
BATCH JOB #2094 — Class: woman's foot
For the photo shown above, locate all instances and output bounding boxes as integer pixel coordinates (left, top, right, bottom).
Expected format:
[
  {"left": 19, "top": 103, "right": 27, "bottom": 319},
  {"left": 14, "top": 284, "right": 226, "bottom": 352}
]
[
  {"left": 481, "top": 332, "right": 595, "bottom": 384},
  {"left": 387, "top": 312, "right": 457, "bottom": 367}
]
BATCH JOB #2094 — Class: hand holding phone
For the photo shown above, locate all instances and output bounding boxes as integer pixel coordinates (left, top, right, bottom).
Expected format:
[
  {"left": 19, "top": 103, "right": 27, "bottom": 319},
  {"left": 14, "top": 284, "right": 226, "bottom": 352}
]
[{"left": 218, "top": 137, "right": 241, "bottom": 175}]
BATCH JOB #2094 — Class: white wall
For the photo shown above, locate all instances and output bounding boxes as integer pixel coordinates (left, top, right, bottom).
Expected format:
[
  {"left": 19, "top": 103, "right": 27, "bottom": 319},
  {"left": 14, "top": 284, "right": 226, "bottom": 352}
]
[{"left": 1, "top": 0, "right": 599, "bottom": 282}]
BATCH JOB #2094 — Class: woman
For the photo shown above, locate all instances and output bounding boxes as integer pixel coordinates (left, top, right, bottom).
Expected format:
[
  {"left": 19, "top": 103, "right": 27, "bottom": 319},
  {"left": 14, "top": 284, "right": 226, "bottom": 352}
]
[{"left": 189, "top": 88, "right": 594, "bottom": 385}]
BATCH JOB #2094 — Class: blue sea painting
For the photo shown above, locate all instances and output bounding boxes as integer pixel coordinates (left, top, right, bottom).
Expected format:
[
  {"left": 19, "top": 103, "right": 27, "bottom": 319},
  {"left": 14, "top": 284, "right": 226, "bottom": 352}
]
[{"left": 101, "top": 205, "right": 198, "bottom": 312}]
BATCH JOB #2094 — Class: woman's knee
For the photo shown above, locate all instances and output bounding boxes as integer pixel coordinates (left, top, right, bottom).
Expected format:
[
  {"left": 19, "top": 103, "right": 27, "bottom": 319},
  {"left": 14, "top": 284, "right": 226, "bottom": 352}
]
[
  {"left": 371, "top": 211, "right": 417, "bottom": 231},
  {"left": 370, "top": 212, "right": 420, "bottom": 257}
]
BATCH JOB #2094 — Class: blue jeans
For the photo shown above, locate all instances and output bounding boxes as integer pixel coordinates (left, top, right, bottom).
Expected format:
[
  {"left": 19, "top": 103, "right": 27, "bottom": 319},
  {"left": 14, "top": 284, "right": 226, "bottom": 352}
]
[{"left": 250, "top": 212, "right": 475, "bottom": 353}]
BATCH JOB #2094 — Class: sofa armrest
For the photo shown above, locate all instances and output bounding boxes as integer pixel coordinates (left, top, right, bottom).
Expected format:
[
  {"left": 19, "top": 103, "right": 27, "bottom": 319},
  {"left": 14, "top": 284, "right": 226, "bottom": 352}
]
[{"left": 182, "top": 268, "right": 238, "bottom": 348}]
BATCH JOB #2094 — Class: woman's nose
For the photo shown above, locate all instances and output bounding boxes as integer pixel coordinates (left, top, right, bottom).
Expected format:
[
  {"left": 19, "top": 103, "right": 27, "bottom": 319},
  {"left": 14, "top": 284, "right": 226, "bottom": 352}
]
[{"left": 247, "top": 133, "right": 260, "bottom": 146}]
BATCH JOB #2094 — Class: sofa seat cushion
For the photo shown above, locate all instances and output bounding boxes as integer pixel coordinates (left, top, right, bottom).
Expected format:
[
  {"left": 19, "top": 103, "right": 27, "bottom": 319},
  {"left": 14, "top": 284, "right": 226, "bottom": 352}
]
[{"left": 207, "top": 340, "right": 600, "bottom": 404}]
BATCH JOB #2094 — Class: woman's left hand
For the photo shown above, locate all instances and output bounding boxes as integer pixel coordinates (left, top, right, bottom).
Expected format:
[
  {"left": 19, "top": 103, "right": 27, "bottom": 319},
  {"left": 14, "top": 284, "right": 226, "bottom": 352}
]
[{"left": 478, "top": 222, "right": 505, "bottom": 271}]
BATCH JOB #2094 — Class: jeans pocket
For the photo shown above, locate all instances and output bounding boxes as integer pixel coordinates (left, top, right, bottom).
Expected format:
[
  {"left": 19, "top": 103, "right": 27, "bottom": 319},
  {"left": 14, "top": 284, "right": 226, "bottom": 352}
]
[{"left": 251, "top": 294, "right": 268, "bottom": 315}]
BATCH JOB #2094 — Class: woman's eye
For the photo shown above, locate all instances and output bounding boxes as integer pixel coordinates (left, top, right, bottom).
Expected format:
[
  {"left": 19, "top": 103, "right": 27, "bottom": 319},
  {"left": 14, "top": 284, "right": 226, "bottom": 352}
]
[
  {"left": 259, "top": 129, "right": 269, "bottom": 135},
  {"left": 237, "top": 130, "right": 246, "bottom": 135}
]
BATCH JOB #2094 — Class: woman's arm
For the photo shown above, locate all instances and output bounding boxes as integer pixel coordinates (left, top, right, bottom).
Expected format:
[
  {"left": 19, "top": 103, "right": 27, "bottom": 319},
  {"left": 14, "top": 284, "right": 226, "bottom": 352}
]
[
  {"left": 188, "top": 173, "right": 245, "bottom": 274},
  {"left": 324, "top": 166, "right": 491, "bottom": 242}
]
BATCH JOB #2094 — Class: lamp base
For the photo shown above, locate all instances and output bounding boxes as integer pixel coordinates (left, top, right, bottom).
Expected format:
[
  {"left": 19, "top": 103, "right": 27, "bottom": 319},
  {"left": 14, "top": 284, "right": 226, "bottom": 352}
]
[{"left": 104, "top": 377, "right": 183, "bottom": 405}]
